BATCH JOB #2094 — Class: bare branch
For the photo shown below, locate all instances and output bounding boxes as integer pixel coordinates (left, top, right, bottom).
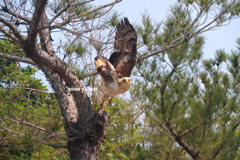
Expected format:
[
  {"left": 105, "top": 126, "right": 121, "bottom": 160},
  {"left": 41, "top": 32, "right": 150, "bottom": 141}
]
[
  {"left": 50, "top": 0, "right": 122, "bottom": 30},
  {"left": 0, "top": 24, "right": 20, "bottom": 44},
  {"left": 0, "top": 125, "right": 21, "bottom": 136},
  {"left": 0, "top": 53, "right": 36, "bottom": 65},
  {"left": 0, "top": 87, "right": 54, "bottom": 94},
  {"left": 190, "top": 0, "right": 237, "bottom": 40},
  {"left": 49, "top": 0, "right": 94, "bottom": 25},
  {"left": 133, "top": 110, "right": 145, "bottom": 122},
  {"left": 1, "top": 6, "right": 31, "bottom": 23},
  {"left": 137, "top": 34, "right": 186, "bottom": 62},
  {"left": 0, "top": 115, "right": 76, "bottom": 142},
  {"left": 137, "top": 1, "right": 238, "bottom": 63},
  {"left": 0, "top": 16, "right": 25, "bottom": 43},
  {"left": 80, "top": 71, "right": 98, "bottom": 78},
  {"left": 28, "top": 48, "right": 81, "bottom": 87}
]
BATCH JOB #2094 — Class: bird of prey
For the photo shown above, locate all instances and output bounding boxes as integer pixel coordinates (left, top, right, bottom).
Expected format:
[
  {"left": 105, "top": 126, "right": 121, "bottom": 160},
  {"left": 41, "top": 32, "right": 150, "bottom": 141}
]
[{"left": 95, "top": 17, "right": 137, "bottom": 108}]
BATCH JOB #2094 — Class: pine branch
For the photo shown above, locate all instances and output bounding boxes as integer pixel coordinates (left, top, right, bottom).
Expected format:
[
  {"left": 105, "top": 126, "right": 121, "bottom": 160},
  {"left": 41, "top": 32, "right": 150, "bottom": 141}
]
[
  {"left": 40, "top": 141, "right": 68, "bottom": 149},
  {"left": 179, "top": 126, "right": 199, "bottom": 137},
  {"left": 148, "top": 112, "right": 169, "bottom": 132},
  {"left": 0, "top": 115, "right": 77, "bottom": 142},
  {"left": 1, "top": 6, "right": 31, "bottom": 23},
  {"left": 168, "top": 127, "right": 203, "bottom": 159},
  {"left": 133, "top": 110, "right": 145, "bottom": 122},
  {"left": 0, "top": 87, "right": 54, "bottom": 94},
  {"left": 0, "top": 25, "right": 21, "bottom": 44},
  {"left": 0, "top": 125, "right": 21, "bottom": 136},
  {"left": 209, "top": 120, "right": 240, "bottom": 160},
  {"left": 49, "top": 0, "right": 94, "bottom": 25},
  {"left": 81, "top": 71, "right": 98, "bottom": 78},
  {"left": 0, "top": 138, "right": 68, "bottom": 149},
  {"left": 189, "top": 0, "right": 237, "bottom": 40},
  {"left": 50, "top": 0, "right": 122, "bottom": 30},
  {"left": 0, "top": 53, "right": 36, "bottom": 65},
  {"left": 0, "top": 17, "right": 25, "bottom": 44},
  {"left": 28, "top": 0, "right": 48, "bottom": 46},
  {"left": 137, "top": 34, "right": 186, "bottom": 62}
]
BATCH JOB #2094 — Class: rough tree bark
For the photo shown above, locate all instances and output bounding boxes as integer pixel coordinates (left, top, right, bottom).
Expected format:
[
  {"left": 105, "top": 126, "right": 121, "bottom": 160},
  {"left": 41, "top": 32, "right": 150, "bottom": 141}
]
[
  {"left": 25, "top": 1, "right": 111, "bottom": 159},
  {"left": 1, "top": 0, "right": 239, "bottom": 159},
  {"left": 0, "top": 0, "right": 115, "bottom": 159}
]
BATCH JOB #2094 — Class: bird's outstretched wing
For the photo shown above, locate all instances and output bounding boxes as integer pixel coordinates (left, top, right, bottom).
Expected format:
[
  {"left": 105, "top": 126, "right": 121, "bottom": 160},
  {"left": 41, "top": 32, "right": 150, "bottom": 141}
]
[
  {"left": 109, "top": 18, "right": 137, "bottom": 78},
  {"left": 94, "top": 56, "right": 117, "bottom": 83}
]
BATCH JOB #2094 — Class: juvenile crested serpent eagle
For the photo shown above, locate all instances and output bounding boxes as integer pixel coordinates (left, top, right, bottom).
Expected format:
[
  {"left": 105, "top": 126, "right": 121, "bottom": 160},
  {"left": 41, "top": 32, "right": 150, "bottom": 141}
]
[{"left": 95, "top": 18, "right": 137, "bottom": 107}]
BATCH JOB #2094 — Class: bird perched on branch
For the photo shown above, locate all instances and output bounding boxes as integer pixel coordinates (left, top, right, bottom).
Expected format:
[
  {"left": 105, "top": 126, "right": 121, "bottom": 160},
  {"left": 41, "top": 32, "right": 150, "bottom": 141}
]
[{"left": 95, "top": 17, "right": 137, "bottom": 108}]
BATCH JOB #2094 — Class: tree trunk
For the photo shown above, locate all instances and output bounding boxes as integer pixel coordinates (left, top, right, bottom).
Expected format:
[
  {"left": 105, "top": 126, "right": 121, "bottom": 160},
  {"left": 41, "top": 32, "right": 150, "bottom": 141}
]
[
  {"left": 25, "top": 1, "right": 110, "bottom": 159},
  {"left": 67, "top": 109, "right": 109, "bottom": 159}
]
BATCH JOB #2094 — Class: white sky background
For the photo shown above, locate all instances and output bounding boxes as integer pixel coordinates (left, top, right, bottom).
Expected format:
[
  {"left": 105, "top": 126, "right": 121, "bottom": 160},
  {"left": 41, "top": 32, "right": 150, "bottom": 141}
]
[
  {"left": 23, "top": 0, "right": 240, "bottom": 89},
  {"left": 96, "top": 0, "right": 240, "bottom": 59}
]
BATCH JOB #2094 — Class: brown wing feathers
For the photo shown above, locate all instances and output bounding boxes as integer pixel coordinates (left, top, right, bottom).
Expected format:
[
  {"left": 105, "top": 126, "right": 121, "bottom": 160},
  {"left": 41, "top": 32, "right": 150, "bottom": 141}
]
[
  {"left": 95, "top": 18, "right": 137, "bottom": 80},
  {"left": 109, "top": 18, "right": 137, "bottom": 78}
]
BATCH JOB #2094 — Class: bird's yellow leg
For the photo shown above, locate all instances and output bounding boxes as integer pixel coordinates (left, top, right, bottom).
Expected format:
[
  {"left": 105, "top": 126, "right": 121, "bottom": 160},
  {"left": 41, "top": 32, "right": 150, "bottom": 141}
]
[
  {"left": 108, "top": 96, "right": 114, "bottom": 106},
  {"left": 98, "top": 100, "right": 105, "bottom": 108}
]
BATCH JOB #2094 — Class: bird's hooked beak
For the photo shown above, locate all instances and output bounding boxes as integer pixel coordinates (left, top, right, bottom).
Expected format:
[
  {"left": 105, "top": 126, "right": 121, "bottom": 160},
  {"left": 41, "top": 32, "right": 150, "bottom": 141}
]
[
  {"left": 124, "top": 78, "right": 131, "bottom": 83},
  {"left": 122, "top": 78, "right": 131, "bottom": 83}
]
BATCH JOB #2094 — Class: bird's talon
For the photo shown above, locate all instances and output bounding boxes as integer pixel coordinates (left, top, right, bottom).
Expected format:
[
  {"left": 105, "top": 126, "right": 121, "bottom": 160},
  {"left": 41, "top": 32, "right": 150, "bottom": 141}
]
[
  {"left": 98, "top": 100, "right": 105, "bottom": 108},
  {"left": 109, "top": 97, "right": 113, "bottom": 106}
]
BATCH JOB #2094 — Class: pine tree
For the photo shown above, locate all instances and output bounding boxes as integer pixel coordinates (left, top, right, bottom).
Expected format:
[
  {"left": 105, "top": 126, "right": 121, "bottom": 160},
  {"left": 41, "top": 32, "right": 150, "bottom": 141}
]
[
  {"left": 0, "top": 40, "right": 68, "bottom": 159},
  {"left": 0, "top": 0, "right": 240, "bottom": 159}
]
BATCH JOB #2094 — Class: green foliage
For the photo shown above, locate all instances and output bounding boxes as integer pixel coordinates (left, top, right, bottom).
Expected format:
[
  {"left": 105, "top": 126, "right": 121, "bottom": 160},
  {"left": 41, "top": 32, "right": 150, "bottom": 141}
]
[
  {"left": 64, "top": 40, "right": 88, "bottom": 57},
  {"left": 50, "top": 0, "right": 101, "bottom": 19},
  {"left": 97, "top": 2, "right": 240, "bottom": 158},
  {"left": 99, "top": 97, "right": 146, "bottom": 160},
  {"left": 0, "top": 40, "right": 68, "bottom": 159},
  {"left": 107, "top": 11, "right": 120, "bottom": 27},
  {"left": 2, "top": 0, "right": 240, "bottom": 159}
]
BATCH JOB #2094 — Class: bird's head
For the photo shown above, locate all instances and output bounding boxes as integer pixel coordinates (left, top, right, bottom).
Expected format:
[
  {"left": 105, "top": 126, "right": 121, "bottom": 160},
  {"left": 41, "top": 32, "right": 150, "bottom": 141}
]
[
  {"left": 122, "top": 77, "right": 131, "bottom": 84},
  {"left": 118, "top": 77, "right": 131, "bottom": 93}
]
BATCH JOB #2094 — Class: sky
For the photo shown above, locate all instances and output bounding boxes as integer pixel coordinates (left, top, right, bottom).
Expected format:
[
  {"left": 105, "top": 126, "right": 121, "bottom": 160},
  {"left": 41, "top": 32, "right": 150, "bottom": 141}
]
[
  {"left": 95, "top": 0, "right": 240, "bottom": 60},
  {"left": 20, "top": 0, "right": 240, "bottom": 89}
]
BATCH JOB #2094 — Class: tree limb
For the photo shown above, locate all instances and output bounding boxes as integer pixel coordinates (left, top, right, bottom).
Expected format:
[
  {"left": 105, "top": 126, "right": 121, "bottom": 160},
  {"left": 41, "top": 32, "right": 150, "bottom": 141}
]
[
  {"left": 50, "top": 0, "right": 122, "bottom": 30},
  {"left": 137, "top": 34, "right": 186, "bottom": 62},
  {"left": 209, "top": 120, "right": 240, "bottom": 160},
  {"left": 0, "top": 17, "right": 25, "bottom": 44},
  {"left": 0, "top": 53, "right": 36, "bottom": 65},
  {"left": 28, "top": 0, "right": 48, "bottom": 46},
  {"left": 1, "top": 6, "right": 31, "bottom": 23},
  {"left": 0, "top": 87, "right": 54, "bottom": 94},
  {"left": 49, "top": 0, "right": 94, "bottom": 25},
  {"left": 0, "top": 115, "right": 76, "bottom": 142},
  {"left": 0, "top": 53, "right": 36, "bottom": 66},
  {"left": 0, "top": 24, "right": 20, "bottom": 44},
  {"left": 179, "top": 126, "right": 199, "bottom": 137},
  {"left": 0, "top": 125, "right": 21, "bottom": 136},
  {"left": 168, "top": 127, "right": 202, "bottom": 159}
]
